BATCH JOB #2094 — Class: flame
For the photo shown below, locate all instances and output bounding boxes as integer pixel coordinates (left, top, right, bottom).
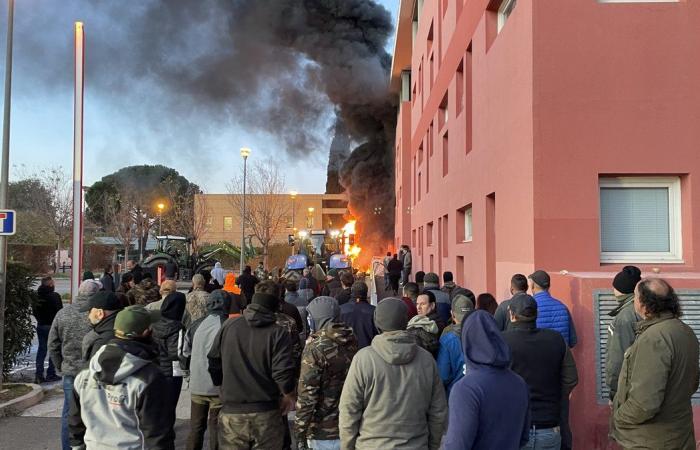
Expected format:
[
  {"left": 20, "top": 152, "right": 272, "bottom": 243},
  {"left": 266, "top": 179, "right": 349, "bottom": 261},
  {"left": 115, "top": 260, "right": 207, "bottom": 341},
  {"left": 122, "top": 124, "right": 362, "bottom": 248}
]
[
  {"left": 348, "top": 245, "right": 361, "bottom": 258},
  {"left": 342, "top": 220, "right": 356, "bottom": 235},
  {"left": 342, "top": 220, "right": 360, "bottom": 262}
]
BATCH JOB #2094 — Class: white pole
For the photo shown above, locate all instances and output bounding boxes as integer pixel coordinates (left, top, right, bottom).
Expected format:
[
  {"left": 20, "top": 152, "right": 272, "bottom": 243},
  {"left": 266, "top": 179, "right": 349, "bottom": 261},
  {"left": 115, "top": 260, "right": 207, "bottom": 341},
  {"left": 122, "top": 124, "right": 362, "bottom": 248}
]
[
  {"left": 0, "top": 0, "right": 15, "bottom": 387},
  {"left": 71, "top": 22, "right": 85, "bottom": 300}
]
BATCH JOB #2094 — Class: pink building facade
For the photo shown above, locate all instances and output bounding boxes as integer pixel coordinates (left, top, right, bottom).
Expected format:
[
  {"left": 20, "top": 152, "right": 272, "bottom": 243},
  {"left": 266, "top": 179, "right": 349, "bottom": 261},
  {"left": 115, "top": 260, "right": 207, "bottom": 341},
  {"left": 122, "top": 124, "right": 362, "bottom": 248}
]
[{"left": 391, "top": 0, "right": 700, "bottom": 448}]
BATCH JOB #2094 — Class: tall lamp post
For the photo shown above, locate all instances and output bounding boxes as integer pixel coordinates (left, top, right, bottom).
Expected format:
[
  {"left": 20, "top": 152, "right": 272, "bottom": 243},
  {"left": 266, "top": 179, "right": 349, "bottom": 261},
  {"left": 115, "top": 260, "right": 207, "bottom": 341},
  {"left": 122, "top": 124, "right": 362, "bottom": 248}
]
[
  {"left": 157, "top": 203, "right": 165, "bottom": 235},
  {"left": 0, "top": 0, "right": 14, "bottom": 388},
  {"left": 289, "top": 190, "right": 297, "bottom": 255},
  {"left": 240, "top": 147, "right": 251, "bottom": 273}
]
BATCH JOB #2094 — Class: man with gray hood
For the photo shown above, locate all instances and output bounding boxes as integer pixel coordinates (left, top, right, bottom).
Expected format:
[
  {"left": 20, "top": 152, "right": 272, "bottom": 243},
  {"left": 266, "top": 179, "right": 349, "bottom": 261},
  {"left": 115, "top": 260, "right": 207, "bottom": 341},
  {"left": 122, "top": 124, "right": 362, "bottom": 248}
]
[
  {"left": 181, "top": 289, "right": 231, "bottom": 450},
  {"left": 295, "top": 297, "right": 357, "bottom": 450},
  {"left": 68, "top": 305, "right": 174, "bottom": 449},
  {"left": 49, "top": 279, "right": 101, "bottom": 450},
  {"left": 339, "top": 298, "right": 447, "bottom": 450}
]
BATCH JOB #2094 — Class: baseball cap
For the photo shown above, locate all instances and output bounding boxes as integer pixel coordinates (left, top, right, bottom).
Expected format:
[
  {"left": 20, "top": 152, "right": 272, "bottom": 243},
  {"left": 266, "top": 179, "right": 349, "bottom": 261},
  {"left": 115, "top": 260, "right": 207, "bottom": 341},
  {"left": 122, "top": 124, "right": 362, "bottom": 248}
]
[
  {"left": 114, "top": 305, "right": 160, "bottom": 339},
  {"left": 509, "top": 293, "right": 538, "bottom": 320},
  {"left": 84, "top": 291, "right": 123, "bottom": 312},
  {"left": 452, "top": 294, "right": 475, "bottom": 322},
  {"left": 528, "top": 270, "right": 551, "bottom": 289}
]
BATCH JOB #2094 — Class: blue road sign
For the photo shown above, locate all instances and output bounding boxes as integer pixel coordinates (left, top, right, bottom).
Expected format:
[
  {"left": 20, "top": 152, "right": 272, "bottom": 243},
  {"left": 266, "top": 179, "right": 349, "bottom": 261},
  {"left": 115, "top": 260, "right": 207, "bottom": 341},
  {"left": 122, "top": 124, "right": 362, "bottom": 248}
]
[{"left": 0, "top": 210, "right": 16, "bottom": 235}]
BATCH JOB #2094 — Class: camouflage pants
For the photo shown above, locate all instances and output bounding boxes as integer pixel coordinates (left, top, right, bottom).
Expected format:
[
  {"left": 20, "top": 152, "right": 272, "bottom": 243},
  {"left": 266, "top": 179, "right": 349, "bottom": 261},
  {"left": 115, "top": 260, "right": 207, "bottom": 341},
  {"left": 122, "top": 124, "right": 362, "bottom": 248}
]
[{"left": 219, "top": 409, "right": 285, "bottom": 449}]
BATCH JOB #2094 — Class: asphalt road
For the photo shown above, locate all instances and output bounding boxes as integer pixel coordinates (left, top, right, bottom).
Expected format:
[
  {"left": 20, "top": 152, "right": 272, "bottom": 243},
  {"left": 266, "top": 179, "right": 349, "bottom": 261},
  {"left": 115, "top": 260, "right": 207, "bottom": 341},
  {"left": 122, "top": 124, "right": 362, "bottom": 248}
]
[{"left": 0, "top": 416, "right": 195, "bottom": 449}]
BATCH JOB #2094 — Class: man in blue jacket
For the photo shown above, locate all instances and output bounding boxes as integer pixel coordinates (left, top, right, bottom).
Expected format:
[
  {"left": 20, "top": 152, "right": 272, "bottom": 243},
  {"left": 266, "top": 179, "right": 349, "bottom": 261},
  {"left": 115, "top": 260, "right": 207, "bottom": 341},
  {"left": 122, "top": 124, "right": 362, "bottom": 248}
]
[
  {"left": 443, "top": 310, "right": 530, "bottom": 449},
  {"left": 436, "top": 295, "right": 473, "bottom": 396},
  {"left": 528, "top": 269, "right": 577, "bottom": 450}
]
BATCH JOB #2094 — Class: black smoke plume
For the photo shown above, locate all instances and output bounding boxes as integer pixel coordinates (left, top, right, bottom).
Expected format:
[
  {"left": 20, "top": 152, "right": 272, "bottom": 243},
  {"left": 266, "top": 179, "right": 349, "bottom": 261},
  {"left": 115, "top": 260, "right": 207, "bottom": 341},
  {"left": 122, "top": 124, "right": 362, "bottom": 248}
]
[{"left": 14, "top": 0, "right": 398, "bottom": 254}]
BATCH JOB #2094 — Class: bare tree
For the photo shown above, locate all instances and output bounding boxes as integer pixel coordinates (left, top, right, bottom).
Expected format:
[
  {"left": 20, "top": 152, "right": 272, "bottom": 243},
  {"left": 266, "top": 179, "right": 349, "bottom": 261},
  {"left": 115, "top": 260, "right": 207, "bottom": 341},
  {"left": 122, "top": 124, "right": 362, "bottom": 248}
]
[
  {"left": 162, "top": 178, "right": 208, "bottom": 253},
  {"left": 227, "top": 160, "right": 292, "bottom": 268},
  {"left": 12, "top": 167, "right": 74, "bottom": 270},
  {"left": 100, "top": 189, "right": 136, "bottom": 263}
]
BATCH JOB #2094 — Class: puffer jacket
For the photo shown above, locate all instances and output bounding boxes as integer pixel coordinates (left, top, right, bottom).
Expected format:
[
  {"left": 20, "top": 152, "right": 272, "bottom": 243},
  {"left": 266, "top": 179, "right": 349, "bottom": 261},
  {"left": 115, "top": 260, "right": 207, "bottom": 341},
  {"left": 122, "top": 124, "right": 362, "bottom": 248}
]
[
  {"left": 82, "top": 312, "right": 119, "bottom": 362},
  {"left": 127, "top": 278, "right": 160, "bottom": 306},
  {"left": 534, "top": 291, "right": 577, "bottom": 348},
  {"left": 612, "top": 312, "right": 700, "bottom": 450},
  {"left": 69, "top": 338, "right": 174, "bottom": 450},
  {"left": 151, "top": 317, "right": 184, "bottom": 377},
  {"left": 407, "top": 315, "right": 440, "bottom": 357},
  {"left": 48, "top": 294, "right": 92, "bottom": 376},
  {"left": 339, "top": 331, "right": 447, "bottom": 450}
]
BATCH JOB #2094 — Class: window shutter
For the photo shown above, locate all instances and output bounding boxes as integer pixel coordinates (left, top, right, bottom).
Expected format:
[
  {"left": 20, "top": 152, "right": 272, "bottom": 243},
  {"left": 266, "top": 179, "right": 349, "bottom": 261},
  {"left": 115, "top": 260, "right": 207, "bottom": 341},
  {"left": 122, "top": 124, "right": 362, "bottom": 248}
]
[{"left": 600, "top": 187, "right": 670, "bottom": 252}]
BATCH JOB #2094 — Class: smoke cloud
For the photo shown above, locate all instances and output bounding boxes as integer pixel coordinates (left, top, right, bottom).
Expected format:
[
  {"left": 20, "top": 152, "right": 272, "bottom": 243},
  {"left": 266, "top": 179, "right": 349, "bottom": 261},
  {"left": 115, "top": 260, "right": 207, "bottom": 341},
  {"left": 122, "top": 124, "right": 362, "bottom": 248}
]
[{"left": 15, "top": 0, "right": 398, "bottom": 254}]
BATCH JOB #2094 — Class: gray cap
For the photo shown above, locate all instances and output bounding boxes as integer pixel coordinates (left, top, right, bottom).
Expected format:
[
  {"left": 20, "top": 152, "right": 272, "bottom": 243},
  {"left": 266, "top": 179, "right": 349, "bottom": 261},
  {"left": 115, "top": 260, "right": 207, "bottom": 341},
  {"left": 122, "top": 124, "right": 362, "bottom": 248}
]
[{"left": 452, "top": 294, "right": 475, "bottom": 322}]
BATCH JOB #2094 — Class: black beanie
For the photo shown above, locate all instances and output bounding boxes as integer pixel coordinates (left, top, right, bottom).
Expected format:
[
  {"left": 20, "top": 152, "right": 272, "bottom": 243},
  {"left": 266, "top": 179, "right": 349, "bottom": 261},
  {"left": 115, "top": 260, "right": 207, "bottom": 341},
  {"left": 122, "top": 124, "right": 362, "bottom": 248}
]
[
  {"left": 252, "top": 292, "right": 280, "bottom": 312},
  {"left": 613, "top": 266, "right": 642, "bottom": 295},
  {"left": 374, "top": 297, "right": 408, "bottom": 332}
]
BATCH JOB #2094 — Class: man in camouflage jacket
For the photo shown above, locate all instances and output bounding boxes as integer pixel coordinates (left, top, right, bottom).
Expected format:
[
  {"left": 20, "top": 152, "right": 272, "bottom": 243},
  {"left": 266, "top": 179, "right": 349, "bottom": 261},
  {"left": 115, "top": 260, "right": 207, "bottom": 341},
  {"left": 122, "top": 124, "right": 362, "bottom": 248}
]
[{"left": 296, "top": 296, "right": 357, "bottom": 450}]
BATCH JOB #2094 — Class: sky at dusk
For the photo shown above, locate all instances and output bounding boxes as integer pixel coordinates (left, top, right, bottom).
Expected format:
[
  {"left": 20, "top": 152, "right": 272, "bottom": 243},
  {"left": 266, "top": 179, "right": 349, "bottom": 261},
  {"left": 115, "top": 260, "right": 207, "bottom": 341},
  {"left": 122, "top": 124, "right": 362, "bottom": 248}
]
[{"left": 0, "top": 0, "right": 399, "bottom": 194}]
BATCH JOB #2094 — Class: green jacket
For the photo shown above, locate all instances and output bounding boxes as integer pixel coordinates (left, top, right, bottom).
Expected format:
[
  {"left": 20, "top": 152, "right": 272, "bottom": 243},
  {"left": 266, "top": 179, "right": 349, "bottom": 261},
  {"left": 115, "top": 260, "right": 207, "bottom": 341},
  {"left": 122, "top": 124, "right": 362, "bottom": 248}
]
[
  {"left": 612, "top": 312, "right": 700, "bottom": 450},
  {"left": 605, "top": 293, "right": 639, "bottom": 400}
]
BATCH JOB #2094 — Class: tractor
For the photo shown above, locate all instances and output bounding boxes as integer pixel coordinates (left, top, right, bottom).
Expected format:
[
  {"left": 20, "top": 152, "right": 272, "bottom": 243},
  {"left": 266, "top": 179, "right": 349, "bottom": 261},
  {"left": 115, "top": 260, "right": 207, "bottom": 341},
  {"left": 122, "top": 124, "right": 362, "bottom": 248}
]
[{"left": 140, "top": 235, "right": 224, "bottom": 281}]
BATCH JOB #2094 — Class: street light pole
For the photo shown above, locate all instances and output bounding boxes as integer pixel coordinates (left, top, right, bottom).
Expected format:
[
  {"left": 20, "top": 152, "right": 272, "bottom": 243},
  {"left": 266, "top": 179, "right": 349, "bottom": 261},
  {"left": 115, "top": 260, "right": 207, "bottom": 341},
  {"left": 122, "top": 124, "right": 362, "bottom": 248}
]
[
  {"left": 0, "top": 0, "right": 15, "bottom": 387},
  {"left": 240, "top": 147, "right": 251, "bottom": 273},
  {"left": 290, "top": 190, "right": 297, "bottom": 256},
  {"left": 157, "top": 203, "right": 165, "bottom": 236}
]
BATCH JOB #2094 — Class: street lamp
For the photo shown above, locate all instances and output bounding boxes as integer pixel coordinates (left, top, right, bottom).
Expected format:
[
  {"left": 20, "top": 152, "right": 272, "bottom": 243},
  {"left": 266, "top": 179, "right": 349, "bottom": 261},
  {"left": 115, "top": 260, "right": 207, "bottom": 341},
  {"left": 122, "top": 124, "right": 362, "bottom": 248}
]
[
  {"left": 240, "top": 147, "right": 251, "bottom": 273},
  {"left": 157, "top": 203, "right": 165, "bottom": 235},
  {"left": 289, "top": 190, "right": 297, "bottom": 255}
]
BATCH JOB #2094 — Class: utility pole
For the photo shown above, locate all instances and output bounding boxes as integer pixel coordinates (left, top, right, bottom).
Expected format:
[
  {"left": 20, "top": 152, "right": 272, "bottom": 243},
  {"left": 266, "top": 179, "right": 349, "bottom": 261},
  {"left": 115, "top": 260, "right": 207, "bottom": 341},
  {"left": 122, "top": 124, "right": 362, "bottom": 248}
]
[{"left": 0, "top": 0, "right": 15, "bottom": 387}]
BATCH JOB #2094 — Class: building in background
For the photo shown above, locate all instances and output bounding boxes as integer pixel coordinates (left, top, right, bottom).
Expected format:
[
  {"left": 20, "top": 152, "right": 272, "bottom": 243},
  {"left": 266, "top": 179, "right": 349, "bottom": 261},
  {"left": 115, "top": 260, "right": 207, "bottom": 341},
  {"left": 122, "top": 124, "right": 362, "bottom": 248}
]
[
  {"left": 196, "top": 193, "right": 348, "bottom": 246},
  {"left": 390, "top": 0, "right": 700, "bottom": 447}
]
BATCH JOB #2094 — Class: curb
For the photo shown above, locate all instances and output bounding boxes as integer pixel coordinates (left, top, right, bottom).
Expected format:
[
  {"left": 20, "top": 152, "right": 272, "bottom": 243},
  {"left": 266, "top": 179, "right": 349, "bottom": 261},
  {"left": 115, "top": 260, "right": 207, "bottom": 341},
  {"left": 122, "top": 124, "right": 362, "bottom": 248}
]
[{"left": 0, "top": 383, "right": 44, "bottom": 417}]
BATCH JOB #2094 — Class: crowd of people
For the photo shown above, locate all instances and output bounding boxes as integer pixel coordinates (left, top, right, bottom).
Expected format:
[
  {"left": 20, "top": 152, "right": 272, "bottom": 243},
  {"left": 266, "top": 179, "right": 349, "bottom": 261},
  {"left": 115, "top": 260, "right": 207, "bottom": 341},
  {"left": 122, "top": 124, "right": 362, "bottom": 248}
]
[{"left": 29, "top": 252, "right": 699, "bottom": 450}]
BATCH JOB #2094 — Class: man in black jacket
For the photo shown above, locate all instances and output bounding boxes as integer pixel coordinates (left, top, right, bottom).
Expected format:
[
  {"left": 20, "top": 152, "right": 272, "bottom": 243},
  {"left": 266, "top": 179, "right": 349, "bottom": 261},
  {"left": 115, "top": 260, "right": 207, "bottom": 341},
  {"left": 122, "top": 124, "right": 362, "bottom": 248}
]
[
  {"left": 33, "top": 277, "right": 63, "bottom": 383},
  {"left": 208, "top": 291, "right": 296, "bottom": 449},
  {"left": 334, "top": 272, "right": 354, "bottom": 306},
  {"left": 501, "top": 293, "right": 578, "bottom": 450},
  {"left": 236, "top": 265, "right": 259, "bottom": 306},
  {"left": 339, "top": 281, "right": 377, "bottom": 349},
  {"left": 82, "top": 291, "right": 124, "bottom": 361}
]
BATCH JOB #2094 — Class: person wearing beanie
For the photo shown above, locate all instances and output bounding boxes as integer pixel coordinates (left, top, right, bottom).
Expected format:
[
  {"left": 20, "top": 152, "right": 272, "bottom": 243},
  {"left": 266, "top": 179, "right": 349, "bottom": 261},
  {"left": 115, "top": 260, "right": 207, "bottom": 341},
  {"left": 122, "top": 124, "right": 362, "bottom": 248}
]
[
  {"left": 69, "top": 305, "right": 175, "bottom": 450},
  {"left": 295, "top": 297, "right": 357, "bottom": 449},
  {"left": 502, "top": 294, "right": 579, "bottom": 450},
  {"left": 181, "top": 289, "right": 231, "bottom": 450},
  {"left": 339, "top": 298, "right": 447, "bottom": 450},
  {"left": 208, "top": 289, "right": 296, "bottom": 449},
  {"left": 605, "top": 265, "right": 642, "bottom": 402},
  {"left": 82, "top": 270, "right": 95, "bottom": 281},
  {"left": 339, "top": 281, "right": 378, "bottom": 349},
  {"left": 437, "top": 295, "right": 474, "bottom": 396}
]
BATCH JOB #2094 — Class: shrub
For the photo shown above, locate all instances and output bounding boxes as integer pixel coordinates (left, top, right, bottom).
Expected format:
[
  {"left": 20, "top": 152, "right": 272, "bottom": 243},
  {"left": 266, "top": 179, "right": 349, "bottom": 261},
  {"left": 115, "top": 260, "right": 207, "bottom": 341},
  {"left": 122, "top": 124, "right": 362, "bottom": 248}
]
[{"left": 2, "top": 262, "right": 36, "bottom": 376}]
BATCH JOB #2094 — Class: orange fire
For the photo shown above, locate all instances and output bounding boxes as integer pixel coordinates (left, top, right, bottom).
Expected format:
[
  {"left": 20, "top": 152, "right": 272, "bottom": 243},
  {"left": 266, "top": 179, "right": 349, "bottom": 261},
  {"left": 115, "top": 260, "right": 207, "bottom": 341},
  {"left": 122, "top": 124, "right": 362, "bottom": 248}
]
[{"left": 342, "top": 220, "right": 361, "bottom": 261}]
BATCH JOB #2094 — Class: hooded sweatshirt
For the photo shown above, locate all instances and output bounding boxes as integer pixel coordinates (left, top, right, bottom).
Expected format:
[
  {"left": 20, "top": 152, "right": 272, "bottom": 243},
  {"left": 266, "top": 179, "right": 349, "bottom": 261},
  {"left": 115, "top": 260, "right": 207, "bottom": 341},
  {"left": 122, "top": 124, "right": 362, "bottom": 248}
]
[
  {"left": 211, "top": 262, "right": 226, "bottom": 286},
  {"left": 181, "top": 290, "right": 228, "bottom": 396},
  {"left": 207, "top": 303, "right": 295, "bottom": 413},
  {"left": 69, "top": 338, "right": 175, "bottom": 450},
  {"left": 339, "top": 330, "right": 447, "bottom": 450},
  {"left": 442, "top": 311, "right": 530, "bottom": 450},
  {"left": 223, "top": 272, "right": 241, "bottom": 295}
]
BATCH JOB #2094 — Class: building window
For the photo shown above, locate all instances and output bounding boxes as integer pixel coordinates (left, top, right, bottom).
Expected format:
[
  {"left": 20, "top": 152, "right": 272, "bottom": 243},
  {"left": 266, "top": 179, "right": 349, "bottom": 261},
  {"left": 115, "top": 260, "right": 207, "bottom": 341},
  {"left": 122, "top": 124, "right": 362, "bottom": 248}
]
[
  {"left": 206, "top": 216, "right": 213, "bottom": 226},
  {"left": 599, "top": 177, "right": 682, "bottom": 263},
  {"left": 286, "top": 216, "right": 293, "bottom": 229},
  {"left": 223, "top": 216, "right": 233, "bottom": 231},
  {"left": 457, "top": 205, "right": 473, "bottom": 243},
  {"left": 498, "top": 0, "right": 517, "bottom": 32},
  {"left": 442, "top": 131, "right": 449, "bottom": 177},
  {"left": 427, "top": 221, "right": 434, "bottom": 246}
]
